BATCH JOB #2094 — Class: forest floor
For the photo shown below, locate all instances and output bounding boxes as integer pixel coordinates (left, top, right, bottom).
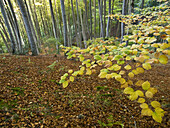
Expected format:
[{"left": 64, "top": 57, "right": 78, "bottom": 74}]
[{"left": 0, "top": 54, "right": 169, "bottom": 128}]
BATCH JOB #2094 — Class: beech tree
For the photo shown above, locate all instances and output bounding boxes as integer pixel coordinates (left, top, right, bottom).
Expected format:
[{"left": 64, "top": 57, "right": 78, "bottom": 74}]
[{"left": 17, "top": 0, "right": 39, "bottom": 55}]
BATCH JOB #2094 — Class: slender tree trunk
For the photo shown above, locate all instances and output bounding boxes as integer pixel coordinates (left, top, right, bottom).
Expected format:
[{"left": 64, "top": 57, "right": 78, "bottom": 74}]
[
  {"left": 103, "top": 0, "right": 106, "bottom": 38},
  {"left": 0, "top": 17, "right": 10, "bottom": 42},
  {"left": 141, "top": 0, "right": 144, "bottom": 9},
  {"left": 71, "top": 0, "right": 79, "bottom": 47},
  {"left": 17, "top": 0, "right": 39, "bottom": 55},
  {"left": 89, "top": 0, "right": 92, "bottom": 39},
  {"left": 76, "top": 0, "right": 82, "bottom": 48},
  {"left": 0, "top": 29, "right": 11, "bottom": 53},
  {"left": 131, "top": 0, "right": 134, "bottom": 13},
  {"left": 106, "top": 0, "right": 112, "bottom": 37},
  {"left": 79, "top": 6, "right": 87, "bottom": 48},
  {"left": 60, "top": 0, "right": 68, "bottom": 46},
  {"left": 98, "top": 0, "right": 104, "bottom": 39},
  {"left": 54, "top": 0, "right": 60, "bottom": 38},
  {"left": 67, "top": 0, "right": 72, "bottom": 47},
  {"left": 49, "top": 0, "right": 59, "bottom": 52},
  {"left": 24, "top": 0, "right": 37, "bottom": 44},
  {"left": 7, "top": 0, "right": 23, "bottom": 54},
  {"left": 32, "top": 0, "right": 42, "bottom": 47},
  {"left": 121, "top": 0, "right": 126, "bottom": 42},
  {"left": 83, "top": 0, "right": 90, "bottom": 38},
  {"left": 0, "top": 0, "right": 16, "bottom": 54},
  {"left": 93, "top": 0, "right": 96, "bottom": 38}
]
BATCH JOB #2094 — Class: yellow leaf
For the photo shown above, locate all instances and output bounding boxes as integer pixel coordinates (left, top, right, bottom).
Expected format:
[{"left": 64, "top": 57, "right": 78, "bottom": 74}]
[
  {"left": 69, "top": 76, "right": 74, "bottom": 82},
  {"left": 68, "top": 69, "right": 73, "bottom": 74},
  {"left": 136, "top": 90, "right": 144, "bottom": 97},
  {"left": 86, "top": 63, "right": 91, "bottom": 68},
  {"left": 119, "top": 78, "right": 126, "bottom": 84},
  {"left": 135, "top": 62, "right": 141, "bottom": 67},
  {"left": 86, "top": 68, "right": 92, "bottom": 75},
  {"left": 80, "top": 56, "right": 85, "bottom": 61},
  {"left": 79, "top": 70, "right": 84, "bottom": 75},
  {"left": 136, "top": 67, "right": 145, "bottom": 74},
  {"left": 145, "top": 91, "right": 153, "bottom": 98},
  {"left": 110, "top": 73, "right": 118, "bottom": 78},
  {"left": 159, "top": 55, "right": 168, "bottom": 64},
  {"left": 127, "top": 80, "right": 133, "bottom": 85},
  {"left": 98, "top": 72, "right": 107, "bottom": 78},
  {"left": 124, "top": 87, "right": 134, "bottom": 94},
  {"left": 151, "top": 43, "right": 159, "bottom": 48},
  {"left": 154, "top": 52, "right": 160, "bottom": 58},
  {"left": 113, "top": 64, "right": 121, "bottom": 71},
  {"left": 63, "top": 81, "right": 69, "bottom": 88},
  {"left": 142, "top": 108, "right": 153, "bottom": 116},
  {"left": 124, "top": 65, "right": 132, "bottom": 70},
  {"left": 162, "top": 50, "right": 170, "bottom": 55},
  {"left": 126, "top": 56, "right": 131, "bottom": 60},
  {"left": 142, "top": 81, "right": 150, "bottom": 90},
  {"left": 115, "top": 74, "right": 122, "bottom": 81},
  {"left": 129, "top": 92, "right": 138, "bottom": 101},
  {"left": 132, "top": 69, "right": 139, "bottom": 75},
  {"left": 106, "top": 74, "right": 112, "bottom": 79},
  {"left": 152, "top": 112, "right": 162, "bottom": 123},
  {"left": 80, "top": 66, "right": 85, "bottom": 71},
  {"left": 137, "top": 98, "right": 145, "bottom": 103},
  {"left": 135, "top": 80, "right": 144, "bottom": 86},
  {"left": 140, "top": 103, "right": 149, "bottom": 109},
  {"left": 121, "top": 82, "right": 128, "bottom": 88},
  {"left": 128, "top": 72, "right": 134, "bottom": 78},
  {"left": 148, "top": 88, "right": 157, "bottom": 94},
  {"left": 119, "top": 70, "right": 125, "bottom": 75},
  {"left": 142, "top": 63, "right": 151, "bottom": 70},
  {"left": 151, "top": 101, "right": 161, "bottom": 108},
  {"left": 155, "top": 108, "right": 164, "bottom": 117}
]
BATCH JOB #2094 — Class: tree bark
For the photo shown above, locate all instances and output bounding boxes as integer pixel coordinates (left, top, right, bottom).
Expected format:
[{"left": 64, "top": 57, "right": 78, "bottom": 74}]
[
  {"left": 0, "top": 29, "right": 11, "bottom": 53},
  {"left": 89, "top": 0, "right": 92, "bottom": 39},
  {"left": 98, "top": 0, "right": 104, "bottom": 39},
  {"left": 121, "top": 0, "right": 126, "bottom": 42},
  {"left": 7, "top": 0, "right": 23, "bottom": 54},
  {"left": 49, "top": 0, "right": 59, "bottom": 52},
  {"left": 60, "top": 0, "right": 68, "bottom": 46},
  {"left": 141, "top": 0, "right": 144, "bottom": 9},
  {"left": 0, "top": 0, "right": 16, "bottom": 54},
  {"left": 17, "top": 0, "right": 39, "bottom": 55},
  {"left": 76, "top": 0, "right": 82, "bottom": 48},
  {"left": 93, "top": 0, "right": 96, "bottom": 38},
  {"left": 106, "top": 0, "right": 112, "bottom": 37},
  {"left": 71, "top": 0, "right": 79, "bottom": 47}
]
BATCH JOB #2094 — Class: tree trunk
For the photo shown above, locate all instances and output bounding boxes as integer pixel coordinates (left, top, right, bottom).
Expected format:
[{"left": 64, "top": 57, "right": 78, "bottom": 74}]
[
  {"left": 98, "top": 0, "right": 104, "bottom": 39},
  {"left": 0, "top": 0, "right": 16, "bottom": 54},
  {"left": 7, "top": 0, "right": 23, "bottom": 54},
  {"left": 121, "top": 0, "right": 126, "bottom": 42},
  {"left": 89, "top": 0, "right": 92, "bottom": 39},
  {"left": 71, "top": 0, "right": 79, "bottom": 47},
  {"left": 49, "top": 0, "right": 59, "bottom": 52},
  {"left": 103, "top": 0, "right": 106, "bottom": 38},
  {"left": 141, "top": 0, "right": 144, "bottom": 9},
  {"left": 60, "top": 0, "right": 68, "bottom": 46},
  {"left": 0, "top": 16, "right": 11, "bottom": 42},
  {"left": 106, "top": 0, "right": 112, "bottom": 37},
  {"left": 76, "top": 0, "right": 82, "bottom": 48},
  {"left": 17, "top": 0, "right": 39, "bottom": 55},
  {"left": 93, "top": 0, "right": 96, "bottom": 38},
  {"left": 131, "top": 0, "right": 135, "bottom": 13},
  {"left": 79, "top": 6, "right": 87, "bottom": 48},
  {"left": 0, "top": 29, "right": 11, "bottom": 53}
]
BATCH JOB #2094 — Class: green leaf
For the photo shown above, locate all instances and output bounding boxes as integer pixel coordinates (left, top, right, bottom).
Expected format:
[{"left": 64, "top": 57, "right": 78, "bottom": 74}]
[{"left": 94, "top": 55, "right": 102, "bottom": 60}]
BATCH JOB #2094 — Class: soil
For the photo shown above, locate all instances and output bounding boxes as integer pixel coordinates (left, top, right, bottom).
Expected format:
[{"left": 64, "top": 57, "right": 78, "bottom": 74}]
[{"left": 0, "top": 54, "right": 169, "bottom": 128}]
